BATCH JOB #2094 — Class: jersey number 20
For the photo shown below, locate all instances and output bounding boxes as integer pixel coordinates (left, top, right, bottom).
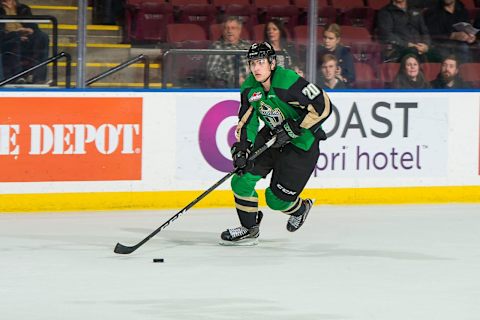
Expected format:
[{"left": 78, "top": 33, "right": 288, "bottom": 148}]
[{"left": 302, "top": 83, "right": 321, "bottom": 100}]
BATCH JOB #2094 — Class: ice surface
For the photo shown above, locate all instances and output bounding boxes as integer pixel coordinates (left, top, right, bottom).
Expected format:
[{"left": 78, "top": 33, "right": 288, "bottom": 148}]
[{"left": 1, "top": 204, "right": 479, "bottom": 320}]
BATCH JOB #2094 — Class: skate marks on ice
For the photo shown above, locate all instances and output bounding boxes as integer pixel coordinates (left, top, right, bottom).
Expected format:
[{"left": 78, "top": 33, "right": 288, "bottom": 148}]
[{"left": 75, "top": 298, "right": 347, "bottom": 320}]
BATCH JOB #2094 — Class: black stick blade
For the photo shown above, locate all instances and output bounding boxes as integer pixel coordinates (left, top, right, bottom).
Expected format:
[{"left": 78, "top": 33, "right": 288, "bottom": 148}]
[{"left": 114, "top": 242, "right": 137, "bottom": 254}]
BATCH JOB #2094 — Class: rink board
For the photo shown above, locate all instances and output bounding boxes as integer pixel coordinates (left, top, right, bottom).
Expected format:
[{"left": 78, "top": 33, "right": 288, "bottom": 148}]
[{"left": 0, "top": 90, "right": 478, "bottom": 211}]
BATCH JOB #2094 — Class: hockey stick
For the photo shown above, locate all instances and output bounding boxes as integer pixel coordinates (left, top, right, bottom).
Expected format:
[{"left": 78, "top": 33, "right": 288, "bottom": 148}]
[{"left": 114, "top": 136, "right": 276, "bottom": 254}]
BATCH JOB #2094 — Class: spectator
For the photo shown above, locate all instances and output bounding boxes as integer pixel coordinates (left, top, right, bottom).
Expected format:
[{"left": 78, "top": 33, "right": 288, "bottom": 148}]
[
  {"left": 317, "top": 54, "right": 347, "bottom": 89},
  {"left": 0, "top": 0, "right": 49, "bottom": 83},
  {"left": 424, "top": 0, "right": 474, "bottom": 63},
  {"left": 392, "top": 53, "right": 431, "bottom": 88},
  {"left": 431, "top": 55, "right": 470, "bottom": 88},
  {"left": 317, "top": 24, "right": 355, "bottom": 86},
  {"left": 206, "top": 16, "right": 251, "bottom": 88},
  {"left": 263, "top": 19, "right": 303, "bottom": 76},
  {"left": 376, "top": 0, "right": 436, "bottom": 63}
]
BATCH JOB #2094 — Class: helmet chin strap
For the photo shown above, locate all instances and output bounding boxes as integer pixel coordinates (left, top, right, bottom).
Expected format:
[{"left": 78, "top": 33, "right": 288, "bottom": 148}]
[{"left": 261, "top": 71, "right": 272, "bottom": 84}]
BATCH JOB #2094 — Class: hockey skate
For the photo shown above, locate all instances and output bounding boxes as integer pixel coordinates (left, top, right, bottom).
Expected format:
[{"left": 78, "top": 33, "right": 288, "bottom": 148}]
[
  {"left": 220, "top": 211, "right": 263, "bottom": 246},
  {"left": 286, "top": 199, "right": 314, "bottom": 232}
]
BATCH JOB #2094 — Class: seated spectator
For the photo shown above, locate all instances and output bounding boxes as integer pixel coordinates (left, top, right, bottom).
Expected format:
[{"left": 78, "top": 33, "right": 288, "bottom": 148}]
[
  {"left": 317, "top": 24, "right": 355, "bottom": 86},
  {"left": 0, "top": 0, "right": 50, "bottom": 83},
  {"left": 263, "top": 19, "right": 303, "bottom": 76},
  {"left": 431, "top": 55, "right": 470, "bottom": 88},
  {"left": 317, "top": 54, "right": 347, "bottom": 89},
  {"left": 392, "top": 53, "right": 431, "bottom": 88},
  {"left": 376, "top": 0, "right": 437, "bottom": 63},
  {"left": 206, "top": 16, "right": 251, "bottom": 88},
  {"left": 424, "top": 0, "right": 474, "bottom": 63}
]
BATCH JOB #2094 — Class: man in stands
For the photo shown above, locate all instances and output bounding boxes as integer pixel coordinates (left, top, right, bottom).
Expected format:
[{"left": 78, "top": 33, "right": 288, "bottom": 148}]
[
  {"left": 206, "top": 16, "right": 251, "bottom": 88},
  {"left": 0, "top": 0, "right": 50, "bottom": 83},
  {"left": 424, "top": 0, "right": 474, "bottom": 63},
  {"left": 431, "top": 55, "right": 470, "bottom": 88},
  {"left": 317, "top": 54, "right": 347, "bottom": 89},
  {"left": 376, "top": 0, "right": 436, "bottom": 62}
]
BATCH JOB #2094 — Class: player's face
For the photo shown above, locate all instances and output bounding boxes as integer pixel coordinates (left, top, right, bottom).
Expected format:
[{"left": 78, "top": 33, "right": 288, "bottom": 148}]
[
  {"left": 323, "top": 31, "right": 340, "bottom": 51},
  {"left": 266, "top": 23, "right": 281, "bottom": 43},
  {"left": 404, "top": 57, "right": 419, "bottom": 79},
  {"left": 249, "top": 58, "right": 273, "bottom": 82},
  {"left": 223, "top": 20, "right": 242, "bottom": 44},
  {"left": 441, "top": 59, "right": 458, "bottom": 81},
  {"left": 321, "top": 60, "right": 337, "bottom": 80}
]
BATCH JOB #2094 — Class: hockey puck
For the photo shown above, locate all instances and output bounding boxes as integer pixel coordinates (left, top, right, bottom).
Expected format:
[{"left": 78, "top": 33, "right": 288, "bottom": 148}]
[{"left": 153, "top": 258, "right": 164, "bottom": 263}]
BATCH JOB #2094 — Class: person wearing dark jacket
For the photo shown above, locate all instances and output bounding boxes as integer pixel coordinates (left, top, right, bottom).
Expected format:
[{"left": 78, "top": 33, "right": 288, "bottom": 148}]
[
  {"left": 424, "top": 0, "right": 474, "bottom": 63},
  {"left": 431, "top": 55, "right": 470, "bottom": 88},
  {"left": 376, "top": 0, "right": 436, "bottom": 62},
  {"left": 0, "top": 0, "right": 49, "bottom": 83},
  {"left": 317, "top": 24, "right": 355, "bottom": 86}
]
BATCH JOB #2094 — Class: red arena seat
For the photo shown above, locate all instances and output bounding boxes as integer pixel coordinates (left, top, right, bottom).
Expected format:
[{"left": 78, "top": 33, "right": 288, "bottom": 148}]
[
  {"left": 379, "top": 62, "right": 400, "bottom": 87},
  {"left": 127, "top": 2, "right": 173, "bottom": 43}
]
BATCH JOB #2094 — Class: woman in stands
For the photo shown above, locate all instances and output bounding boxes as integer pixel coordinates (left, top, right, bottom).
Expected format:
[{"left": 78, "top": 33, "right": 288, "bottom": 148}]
[
  {"left": 392, "top": 53, "right": 431, "bottom": 89},
  {"left": 263, "top": 19, "right": 304, "bottom": 76},
  {"left": 317, "top": 24, "right": 355, "bottom": 87}
]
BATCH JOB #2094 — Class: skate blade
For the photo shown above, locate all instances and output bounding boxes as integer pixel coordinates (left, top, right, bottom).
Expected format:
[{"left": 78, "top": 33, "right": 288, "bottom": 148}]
[{"left": 219, "top": 238, "right": 259, "bottom": 246}]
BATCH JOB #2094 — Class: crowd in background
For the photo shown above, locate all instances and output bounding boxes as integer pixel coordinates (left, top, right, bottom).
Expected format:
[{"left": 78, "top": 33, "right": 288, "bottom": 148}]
[{"left": 2, "top": 0, "right": 480, "bottom": 88}]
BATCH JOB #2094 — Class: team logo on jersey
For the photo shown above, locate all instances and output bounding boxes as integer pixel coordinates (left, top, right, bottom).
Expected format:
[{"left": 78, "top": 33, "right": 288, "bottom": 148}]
[
  {"left": 259, "top": 101, "right": 283, "bottom": 127},
  {"left": 248, "top": 91, "right": 262, "bottom": 102}
]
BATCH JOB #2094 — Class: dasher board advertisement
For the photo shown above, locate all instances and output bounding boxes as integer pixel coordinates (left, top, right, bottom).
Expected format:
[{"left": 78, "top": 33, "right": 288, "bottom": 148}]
[{"left": 0, "top": 97, "right": 143, "bottom": 182}]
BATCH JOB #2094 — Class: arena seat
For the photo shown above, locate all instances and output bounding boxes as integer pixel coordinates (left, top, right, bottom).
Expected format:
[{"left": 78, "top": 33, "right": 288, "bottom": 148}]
[
  {"left": 366, "top": 0, "right": 390, "bottom": 10},
  {"left": 331, "top": 0, "right": 366, "bottom": 11},
  {"left": 167, "top": 23, "right": 208, "bottom": 44},
  {"left": 460, "top": 62, "right": 480, "bottom": 87},
  {"left": 170, "top": 0, "right": 209, "bottom": 5},
  {"left": 177, "top": 4, "right": 216, "bottom": 35},
  {"left": 339, "top": 26, "right": 372, "bottom": 46},
  {"left": 254, "top": 0, "right": 291, "bottom": 7},
  {"left": 379, "top": 62, "right": 400, "bottom": 88},
  {"left": 212, "top": 0, "right": 251, "bottom": 6},
  {"left": 293, "top": 25, "right": 324, "bottom": 58},
  {"left": 340, "top": 7, "right": 376, "bottom": 32},
  {"left": 316, "top": 7, "right": 338, "bottom": 26},
  {"left": 263, "top": 5, "right": 299, "bottom": 34},
  {"left": 293, "top": 25, "right": 325, "bottom": 47},
  {"left": 422, "top": 62, "right": 441, "bottom": 82},
  {"left": 294, "top": 0, "right": 329, "bottom": 8},
  {"left": 462, "top": 0, "right": 476, "bottom": 9},
  {"left": 127, "top": 2, "right": 173, "bottom": 43},
  {"left": 354, "top": 62, "right": 383, "bottom": 88}
]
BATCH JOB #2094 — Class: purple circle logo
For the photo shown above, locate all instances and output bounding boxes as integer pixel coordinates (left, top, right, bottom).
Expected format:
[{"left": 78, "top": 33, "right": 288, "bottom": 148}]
[{"left": 199, "top": 100, "right": 239, "bottom": 172}]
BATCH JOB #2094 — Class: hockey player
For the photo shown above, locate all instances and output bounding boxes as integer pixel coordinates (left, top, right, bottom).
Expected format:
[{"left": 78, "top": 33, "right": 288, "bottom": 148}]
[{"left": 221, "top": 42, "right": 333, "bottom": 245}]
